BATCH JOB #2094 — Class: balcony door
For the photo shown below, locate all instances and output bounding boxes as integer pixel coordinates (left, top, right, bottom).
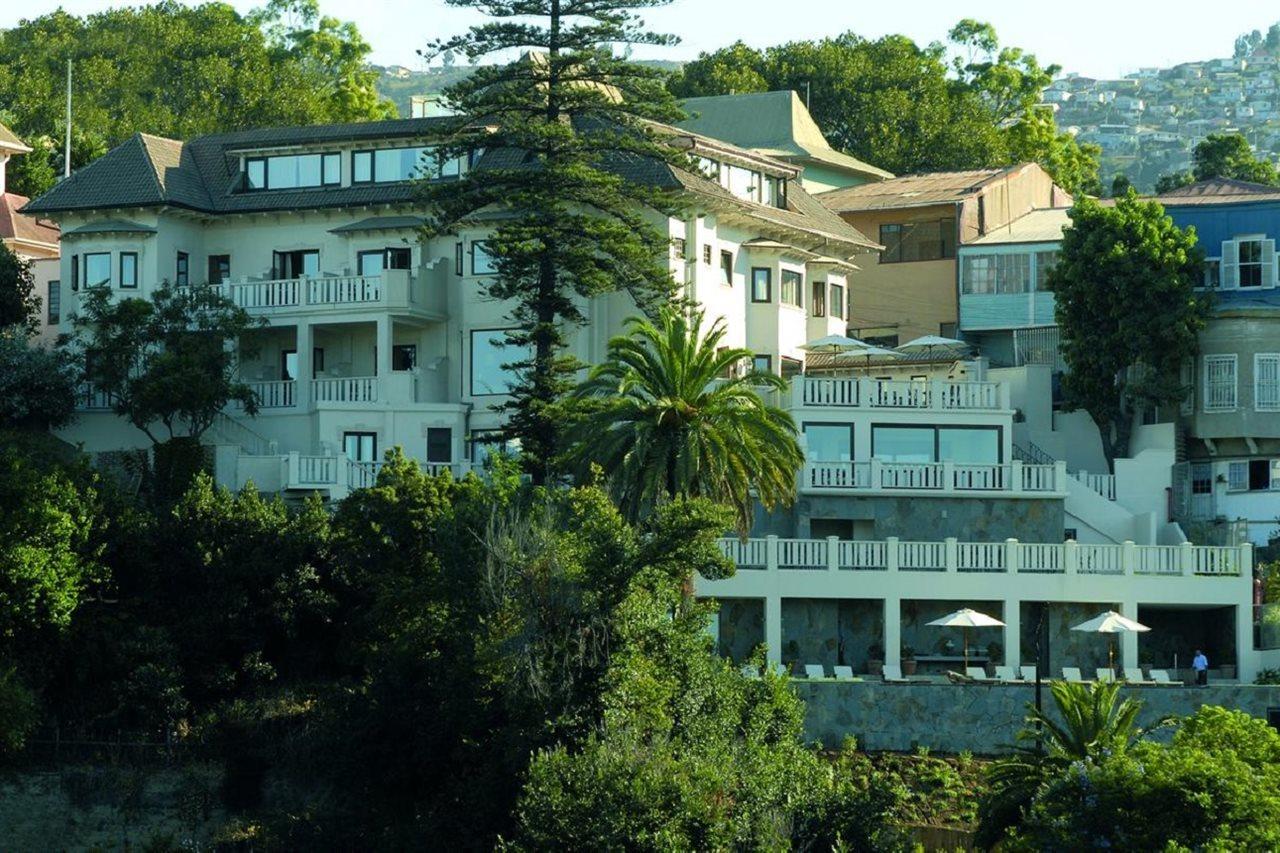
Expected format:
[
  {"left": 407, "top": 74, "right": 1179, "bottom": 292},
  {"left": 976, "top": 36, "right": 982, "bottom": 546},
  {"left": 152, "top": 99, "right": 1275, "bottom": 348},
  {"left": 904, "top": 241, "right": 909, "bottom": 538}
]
[
  {"left": 343, "top": 431, "right": 377, "bottom": 463},
  {"left": 357, "top": 247, "right": 411, "bottom": 276},
  {"left": 274, "top": 249, "right": 319, "bottom": 279}
]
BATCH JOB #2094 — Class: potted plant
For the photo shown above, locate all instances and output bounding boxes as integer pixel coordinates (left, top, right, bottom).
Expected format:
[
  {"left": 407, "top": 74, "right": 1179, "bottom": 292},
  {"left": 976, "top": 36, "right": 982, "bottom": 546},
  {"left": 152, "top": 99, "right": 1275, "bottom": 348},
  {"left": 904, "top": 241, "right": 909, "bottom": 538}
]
[
  {"left": 867, "top": 643, "right": 885, "bottom": 677},
  {"left": 986, "top": 641, "right": 1003, "bottom": 677},
  {"left": 901, "top": 645, "right": 917, "bottom": 676}
]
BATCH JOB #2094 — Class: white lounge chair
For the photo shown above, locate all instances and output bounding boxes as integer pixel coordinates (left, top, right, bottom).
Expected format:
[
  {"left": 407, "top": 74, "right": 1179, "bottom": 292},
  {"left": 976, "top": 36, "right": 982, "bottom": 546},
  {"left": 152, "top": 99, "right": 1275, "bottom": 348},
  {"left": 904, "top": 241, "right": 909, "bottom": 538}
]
[
  {"left": 1150, "top": 669, "right": 1182, "bottom": 686},
  {"left": 1020, "top": 665, "right": 1038, "bottom": 681},
  {"left": 804, "top": 664, "right": 826, "bottom": 679},
  {"left": 1062, "top": 667, "right": 1087, "bottom": 682},
  {"left": 832, "top": 665, "right": 855, "bottom": 680},
  {"left": 966, "top": 666, "right": 995, "bottom": 682},
  {"left": 994, "top": 665, "right": 1018, "bottom": 682},
  {"left": 882, "top": 664, "right": 909, "bottom": 683},
  {"left": 1123, "top": 667, "right": 1156, "bottom": 685},
  {"left": 1096, "top": 668, "right": 1116, "bottom": 683}
]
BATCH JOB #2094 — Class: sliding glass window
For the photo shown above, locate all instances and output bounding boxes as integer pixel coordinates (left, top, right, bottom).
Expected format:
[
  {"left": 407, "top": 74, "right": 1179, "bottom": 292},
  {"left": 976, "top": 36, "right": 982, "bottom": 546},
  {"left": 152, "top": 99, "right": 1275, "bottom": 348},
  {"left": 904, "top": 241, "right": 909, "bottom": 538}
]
[
  {"left": 245, "top": 152, "right": 340, "bottom": 190},
  {"left": 872, "top": 424, "right": 1001, "bottom": 464},
  {"left": 803, "top": 423, "right": 854, "bottom": 461}
]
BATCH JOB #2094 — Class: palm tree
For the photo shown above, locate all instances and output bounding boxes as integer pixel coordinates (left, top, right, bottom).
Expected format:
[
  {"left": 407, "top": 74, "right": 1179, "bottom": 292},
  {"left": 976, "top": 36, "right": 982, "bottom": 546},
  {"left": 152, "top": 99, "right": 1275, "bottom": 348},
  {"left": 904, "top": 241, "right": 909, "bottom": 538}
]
[
  {"left": 976, "top": 679, "right": 1162, "bottom": 847},
  {"left": 565, "top": 308, "right": 803, "bottom": 533}
]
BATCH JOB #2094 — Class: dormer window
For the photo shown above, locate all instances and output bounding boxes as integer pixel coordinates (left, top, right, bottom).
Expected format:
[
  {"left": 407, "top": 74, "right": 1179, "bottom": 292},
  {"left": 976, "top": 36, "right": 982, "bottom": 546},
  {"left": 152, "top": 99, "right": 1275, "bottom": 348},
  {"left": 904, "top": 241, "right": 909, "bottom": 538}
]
[
  {"left": 352, "top": 146, "right": 463, "bottom": 184},
  {"left": 245, "top": 152, "right": 340, "bottom": 191}
]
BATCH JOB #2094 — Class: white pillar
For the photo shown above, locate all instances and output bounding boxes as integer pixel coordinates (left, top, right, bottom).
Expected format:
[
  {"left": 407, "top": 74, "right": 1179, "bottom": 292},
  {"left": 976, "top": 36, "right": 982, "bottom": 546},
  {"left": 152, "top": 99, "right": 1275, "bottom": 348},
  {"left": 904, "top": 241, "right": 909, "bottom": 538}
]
[
  {"left": 884, "top": 596, "right": 901, "bottom": 670},
  {"left": 1239, "top": 543, "right": 1258, "bottom": 682},
  {"left": 1121, "top": 600, "right": 1140, "bottom": 672},
  {"left": 1004, "top": 598, "right": 1021, "bottom": 674},
  {"left": 765, "top": 595, "right": 782, "bottom": 666},
  {"left": 376, "top": 316, "right": 393, "bottom": 388},
  {"left": 296, "top": 320, "right": 313, "bottom": 409}
]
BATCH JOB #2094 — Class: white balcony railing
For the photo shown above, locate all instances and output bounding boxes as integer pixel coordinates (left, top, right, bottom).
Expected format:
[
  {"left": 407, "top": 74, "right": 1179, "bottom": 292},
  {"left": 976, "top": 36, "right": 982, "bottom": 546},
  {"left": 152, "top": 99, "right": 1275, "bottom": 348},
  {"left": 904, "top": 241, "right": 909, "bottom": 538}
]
[
  {"left": 307, "top": 275, "right": 381, "bottom": 306},
  {"left": 247, "top": 379, "right": 295, "bottom": 409},
  {"left": 715, "top": 536, "right": 1251, "bottom": 578},
  {"left": 76, "top": 383, "right": 114, "bottom": 411},
  {"left": 216, "top": 272, "right": 423, "bottom": 313},
  {"left": 801, "top": 461, "right": 1063, "bottom": 495},
  {"left": 312, "top": 376, "right": 378, "bottom": 404},
  {"left": 794, "top": 377, "right": 1008, "bottom": 411}
]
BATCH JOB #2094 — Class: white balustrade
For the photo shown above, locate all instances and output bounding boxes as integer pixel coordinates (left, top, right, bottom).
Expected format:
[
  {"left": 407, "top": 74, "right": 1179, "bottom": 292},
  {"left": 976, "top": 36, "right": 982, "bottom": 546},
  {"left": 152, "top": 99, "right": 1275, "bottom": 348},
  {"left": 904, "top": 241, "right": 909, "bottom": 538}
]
[
  {"left": 307, "top": 275, "right": 382, "bottom": 306},
  {"left": 1074, "top": 471, "right": 1118, "bottom": 501},
  {"left": 1018, "top": 543, "right": 1063, "bottom": 573},
  {"left": 247, "top": 380, "right": 295, "bottom": 408},
  {"left": 878, "top": 462, "right": 944, "bottom": 490},
  {"left": 837, "top": 540, "right": 887, "bottom": 570},
  {"left": 792, "top": 377, "right": 1007, "bottom": 411},
  {"left": 952, "top": 464, "right": 1007, "bottom": 491},
  {"left": 957, "top": 542, "right": 1005, "bottom": 572},
  {"left": 804, "top": 461, "right": 870, "bottom": 489},
  {"left": 779, "top": 538, "right": 827, "bottom": 569},
  {"left": 801, "top": 377, "right": 861, "bottom": 407},
  {"left": 801, "top": 460, "right": 1061, "bottom": 495},
  {"left": 348, "top": 460, "right": 382, "bottom": 490},
  {"left": 218, "top": 274, "right": 386, "bottom": 311},
  {"left": 1076, "top": 544, "right": 1125, "bottom": 574},
  {"left": 1135, "top": 545, "right": 1182, "bottom": 575},
  {"left": 296, "top": 454, "right": 337, "bottom": 485},
  {"left": 898, "top": 541, "right": 946, "bottom": 571},
  {"left": 312, "top": 376, "right": 379, "bottom": 404},
  {"left": 220, "top": 279, "right": 301, "bottom": 308}
]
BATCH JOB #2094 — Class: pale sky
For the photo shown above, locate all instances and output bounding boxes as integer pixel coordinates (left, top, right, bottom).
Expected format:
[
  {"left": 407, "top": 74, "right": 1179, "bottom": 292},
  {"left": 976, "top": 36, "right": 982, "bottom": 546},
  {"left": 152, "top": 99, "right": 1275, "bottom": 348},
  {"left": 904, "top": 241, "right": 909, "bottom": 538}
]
[{"left": 2, "top": 0, "right": 1277, "bottom": 80}]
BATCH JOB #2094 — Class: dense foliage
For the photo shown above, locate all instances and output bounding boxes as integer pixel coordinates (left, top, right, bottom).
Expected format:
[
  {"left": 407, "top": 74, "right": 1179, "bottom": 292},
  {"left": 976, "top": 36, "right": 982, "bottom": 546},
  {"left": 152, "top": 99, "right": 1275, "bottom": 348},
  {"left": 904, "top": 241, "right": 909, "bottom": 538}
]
[
  {"left": 421, "top": 0, "right": 687, "bottom": 483},
  {"left": 668, "top": 21, "right": 1100, "bottom": 195},
  {"left": 1050, "top": 193, "right": 1209, "bottom": 463},
  {"left": 1156, "top": 132, "right": 1280, "bottom": 192},
  {"left": 0, "top": 241, "right": 40, "bottom": 334},
  {"left": 567, "top": 309, "right": 802, "bottom": 533},
  {"left": 0, "top": 0, "right": 395, "bottom": 198}
]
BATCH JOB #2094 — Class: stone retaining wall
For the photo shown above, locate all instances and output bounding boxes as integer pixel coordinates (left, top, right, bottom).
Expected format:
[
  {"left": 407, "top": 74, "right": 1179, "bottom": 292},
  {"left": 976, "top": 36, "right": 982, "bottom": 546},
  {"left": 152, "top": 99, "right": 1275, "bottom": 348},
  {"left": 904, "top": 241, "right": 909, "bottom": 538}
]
[{"left": 796, "top": 681, "right": 1280, "bottom": 753}]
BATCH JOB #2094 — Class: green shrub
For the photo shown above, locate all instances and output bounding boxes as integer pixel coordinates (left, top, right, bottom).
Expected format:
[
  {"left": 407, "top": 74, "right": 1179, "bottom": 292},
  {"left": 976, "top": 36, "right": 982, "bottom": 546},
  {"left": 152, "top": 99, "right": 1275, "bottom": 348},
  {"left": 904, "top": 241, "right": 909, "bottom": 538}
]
[{"left": 0, "top": 668, "right": 37, "bottom": 755}]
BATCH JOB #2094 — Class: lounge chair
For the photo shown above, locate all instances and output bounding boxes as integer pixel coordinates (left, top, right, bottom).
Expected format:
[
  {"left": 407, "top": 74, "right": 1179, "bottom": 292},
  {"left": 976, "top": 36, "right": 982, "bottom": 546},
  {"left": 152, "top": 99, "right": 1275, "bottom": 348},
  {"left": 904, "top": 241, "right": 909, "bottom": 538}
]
[
  {"left": 882, "top": 664, "right": 909, "bottom": 683},
  {"left": 832, "top": 665, "right": 854, "bottom": 680},
  {"left": 1095, "top": 668, "right": 1116, "bottom": 683},
  {"left": 1123, "top": 667, "right": 1156, "bottom": 685},
  {"left": 1019, "top": 665, "right": 1038, "bottom": 681},
  {"left": 804, "top": 664, "right": 826, "bottom": 679},
  {"left": 1062, "top": 667, "right": 1087, "bottom": 682},
  {"left": 1150, "top": 669, "right": 1183, "bottom": 686},
  {"left": 966, "top": 666, "right": 995, "bottom": 682},
  {"left": 994, "top": 665, "right": 1019, "bottom": 682}
]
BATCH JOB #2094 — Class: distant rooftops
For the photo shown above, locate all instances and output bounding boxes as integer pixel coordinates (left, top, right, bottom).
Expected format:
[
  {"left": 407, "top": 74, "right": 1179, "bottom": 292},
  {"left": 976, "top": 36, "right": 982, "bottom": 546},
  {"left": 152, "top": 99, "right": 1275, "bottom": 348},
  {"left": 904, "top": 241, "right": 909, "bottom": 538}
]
[
  {"left": 676, "top": 90, "right": 893, "bottom": 182},
  {"left": 1155, "top": 176, "right": 1280, "bottom": 205},
  {"left": 816, "top": 164, "right": 1036, "bottom": 212}
]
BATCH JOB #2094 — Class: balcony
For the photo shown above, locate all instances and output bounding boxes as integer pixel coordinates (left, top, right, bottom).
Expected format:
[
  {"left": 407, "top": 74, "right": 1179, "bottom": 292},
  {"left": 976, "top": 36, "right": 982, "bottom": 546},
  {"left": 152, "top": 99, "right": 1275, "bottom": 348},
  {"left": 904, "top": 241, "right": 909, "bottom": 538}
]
[
  {"left": 215, "top": 267, "right": 445, "bottom": 318},
  {"left": 788, "top": 377, "right": 1010, "bottom": 411},
  {"left": 283, "top": 453, "right": 472, "bottom": 497},
  {"left": 801, "top": 460, "right": 1065, "bottom": 496},
  {"left": 714, "top": 536, "right": 1248, "bottom": 577}
]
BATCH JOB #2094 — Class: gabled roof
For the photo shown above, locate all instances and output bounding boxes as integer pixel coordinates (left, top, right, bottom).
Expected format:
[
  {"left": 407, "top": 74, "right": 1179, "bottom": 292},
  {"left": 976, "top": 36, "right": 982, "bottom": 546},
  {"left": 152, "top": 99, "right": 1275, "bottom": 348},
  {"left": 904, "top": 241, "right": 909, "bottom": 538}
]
[
  {"left": 0, "top": 193, "right": 58, "bottom": 247},
  {"left": 24, "top": 116, "right": 876, "bottom": 252},
  {"left": 677, "top": 91, "right": 892, "bottom": 181},
  {"left": 1155, "top": 176, "right": 1280, "bottom": 205},
  {"left": 0, "top": 122, "right": 30, "bottom": 154},
  {"left": 816, "top": 164, "right": 1033, "bottom": 213}
]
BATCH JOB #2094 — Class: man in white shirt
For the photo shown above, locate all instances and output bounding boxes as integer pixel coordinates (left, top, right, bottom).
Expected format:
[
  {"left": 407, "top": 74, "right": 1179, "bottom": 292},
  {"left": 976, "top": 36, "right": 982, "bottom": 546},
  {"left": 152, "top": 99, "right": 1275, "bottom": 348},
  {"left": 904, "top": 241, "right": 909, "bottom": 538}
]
[{"left": 1193, "top": 649, "right": 1209, "bottom": 686}]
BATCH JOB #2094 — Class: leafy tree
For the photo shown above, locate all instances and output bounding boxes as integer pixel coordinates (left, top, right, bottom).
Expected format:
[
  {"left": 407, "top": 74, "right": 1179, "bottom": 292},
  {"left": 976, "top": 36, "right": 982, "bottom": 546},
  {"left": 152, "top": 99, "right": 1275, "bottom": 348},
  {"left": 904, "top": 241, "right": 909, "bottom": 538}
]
[
  {"left": 422, "top": 0, "right": 687, "bottom": 483},
  {"left": 1154, "top": 169, "right": 1194, "bottom": 194},
  {"left": 1109, "top": 173, "right": 1133, "bottom": 197},
  {"left": 0, "top": 240, "right": 39, "bottom": 333},
  {"left": 977, "top": 679, "right": 1154, "bottom": 847},
  {"left": 566, "top": 309, "right": 803, "bottom": 533},
  {"left": 1192, "top": 132, "right": 1278, "bottom": 184},
  {"left": 668, "top": 24, "right": 1100, "bottom": 195},
  {"left": 1050, "top": 193, "right": 1209, "bottom": 464},
  {"left": 0, "top": 2, "right": 395, "bottom": 198},
  {"left": 0, "top": 330, "right": 78, "bottom": 430}
]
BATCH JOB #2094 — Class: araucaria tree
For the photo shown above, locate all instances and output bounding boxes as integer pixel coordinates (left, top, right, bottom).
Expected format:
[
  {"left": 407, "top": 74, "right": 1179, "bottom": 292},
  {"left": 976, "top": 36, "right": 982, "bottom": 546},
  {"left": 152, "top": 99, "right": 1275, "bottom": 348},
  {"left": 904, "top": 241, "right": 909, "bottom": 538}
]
[
  {"left": 1051, "top": 192, "right": 1209, "bottom": 464},
  {"left": 422, "top": 0, "right": 688, "bottom": 483}
]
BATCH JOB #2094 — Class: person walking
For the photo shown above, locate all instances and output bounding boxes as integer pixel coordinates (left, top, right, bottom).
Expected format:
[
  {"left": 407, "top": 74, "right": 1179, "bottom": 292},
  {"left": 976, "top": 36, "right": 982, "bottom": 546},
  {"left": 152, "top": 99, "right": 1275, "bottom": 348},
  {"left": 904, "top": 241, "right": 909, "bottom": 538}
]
[{"left": 1193, "top": 649, "right": 1209, "bottom": 686}]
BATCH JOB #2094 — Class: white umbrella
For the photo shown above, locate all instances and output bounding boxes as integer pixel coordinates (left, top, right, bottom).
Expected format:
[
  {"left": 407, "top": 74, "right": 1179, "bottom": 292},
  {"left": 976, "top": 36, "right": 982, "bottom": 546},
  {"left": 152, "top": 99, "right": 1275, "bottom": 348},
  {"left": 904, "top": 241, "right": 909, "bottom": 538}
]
[
  {"left": 801, "top": 335, "right": 900, "bottom": 374},
  {"left": 1071, "top": 610, "right": 1150, "bottom": 673},
  {"left": 897, "top": 335, "right": 971, "bottom": 359},
  {"left": 928, "top": 607, "right": 1005, "bottom": 672}
]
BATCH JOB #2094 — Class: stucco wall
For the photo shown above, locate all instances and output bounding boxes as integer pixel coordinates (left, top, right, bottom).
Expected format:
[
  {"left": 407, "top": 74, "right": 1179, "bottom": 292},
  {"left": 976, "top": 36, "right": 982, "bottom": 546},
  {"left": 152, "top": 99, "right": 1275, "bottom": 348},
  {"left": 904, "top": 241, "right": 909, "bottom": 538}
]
[{"left": 796, "top": 681, "right": 1280, "bottom": 753}]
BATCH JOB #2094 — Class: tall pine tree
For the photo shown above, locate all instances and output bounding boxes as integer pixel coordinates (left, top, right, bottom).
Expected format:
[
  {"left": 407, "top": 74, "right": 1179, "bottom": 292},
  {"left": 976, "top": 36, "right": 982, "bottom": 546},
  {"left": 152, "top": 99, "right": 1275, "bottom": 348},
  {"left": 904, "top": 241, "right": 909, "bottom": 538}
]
[{"left": 422, "top": 0, "right": 688, "bottom": 483}]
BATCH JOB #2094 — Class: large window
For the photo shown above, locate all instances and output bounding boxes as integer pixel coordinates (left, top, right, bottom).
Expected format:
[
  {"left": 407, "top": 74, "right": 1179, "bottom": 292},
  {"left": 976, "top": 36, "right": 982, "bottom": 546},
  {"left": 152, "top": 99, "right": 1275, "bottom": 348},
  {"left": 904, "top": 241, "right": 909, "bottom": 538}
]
[
  {"left": 829, "top": 283, "right": 845, "bottom": 320},
  {"left": 780, "top": 269, "right": 802, "bottom": 307},
  {"left": 208, "top": 254, "right": 231, "bottom": 285},
  {"left": 470, "top": 328, "right": 531, "bottom": 396},
  {"left": 1203, "top": 354, "right": 1238, "bottom": 412},
  {"left": 751, "top": 267, "right": 771, "bottom": 302},
  {"left": 880, "top": 218, "right": 956, "bottom": 263},
  {"left": 245, "top": 152, "right": 340, "bottom": 190},
  {"left": 471, "top": 241, "right": 497, "bottom": 275},
  {"left": 872, "top": 424, "right": 1001, "bottom": 463},
  {"left": 426, "top": 427, "right": 452, "bottom": 463},
  {"left": 1257, "top": 354, "right": 1280, "bottom": 411},
  {"left": 1227, "top": 459, "right": 1280, "bottom": 492},
  {"left": 804, "top": 423, "right": 854, "bottom": 461},
  {"left": 119, "top": 252, "right": 138, "bottom": 289},
  {"left": 352, "top": 146, "right": 462, "bottom": 184},
  {"left": 84, "top": 252, "right": 111, "bottom": 288},
  {"left": 961, "top": 253, "right": 1036, "bottom": 294},
  {"left": 47, "top": 280, "right": 60, "bottom": 324},
  {"left": 273, "top": 249, "right": 319, "bottom": 279},
  {"left": 343, "top": 431, "right": 377, "bottom": 463},
  {"left": 811, "top": 280, "right": 826, "bottom": 317}
]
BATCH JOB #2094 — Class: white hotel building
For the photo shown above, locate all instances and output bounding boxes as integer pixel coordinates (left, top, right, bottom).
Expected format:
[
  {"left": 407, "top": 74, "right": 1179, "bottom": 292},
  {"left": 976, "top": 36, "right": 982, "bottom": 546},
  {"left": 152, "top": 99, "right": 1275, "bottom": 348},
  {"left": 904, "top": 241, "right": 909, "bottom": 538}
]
[{"left": 23, "top": 111, "right": 1267, "bottom": 683}]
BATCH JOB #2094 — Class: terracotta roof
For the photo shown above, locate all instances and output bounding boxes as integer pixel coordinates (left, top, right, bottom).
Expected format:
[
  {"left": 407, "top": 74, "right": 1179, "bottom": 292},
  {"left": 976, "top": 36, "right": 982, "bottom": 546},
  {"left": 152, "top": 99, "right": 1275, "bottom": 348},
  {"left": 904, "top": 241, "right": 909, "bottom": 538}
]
[
  {"left": 1154, "top": 176, "right": 1280, "bottom": 205},
  {"left": 816, "top": 165, "right": 1031, "bottom": 212},
  {"left": 0, "top": 122, "right": 30, "bottom": 154},
  {"left": 0, "top": 193, "right": 58, "bottom": 247}
]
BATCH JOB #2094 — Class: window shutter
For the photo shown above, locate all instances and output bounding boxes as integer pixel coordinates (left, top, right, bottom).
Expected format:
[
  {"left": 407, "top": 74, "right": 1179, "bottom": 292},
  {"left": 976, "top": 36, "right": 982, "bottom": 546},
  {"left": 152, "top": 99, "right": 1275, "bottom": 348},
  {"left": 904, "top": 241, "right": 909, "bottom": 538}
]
[
  {"left": 1264, "top": 239, "right": 1277, "bottom": 287},
  {"left": 1221, "top": 240, "right": 1239, "bottom": 289}
]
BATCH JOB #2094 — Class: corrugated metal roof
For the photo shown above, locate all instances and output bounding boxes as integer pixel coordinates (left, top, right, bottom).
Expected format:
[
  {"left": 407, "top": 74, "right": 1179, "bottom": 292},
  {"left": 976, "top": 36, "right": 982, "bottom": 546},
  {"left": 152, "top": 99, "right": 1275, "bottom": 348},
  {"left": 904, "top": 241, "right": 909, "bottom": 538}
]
[
  {"left": 967, "top": 208, "right": 1071, "bottom": 245},
  {"left": 1155, "top": 177, "right": 1280, "bottom": 206},
  {"left": 816, "top": 165, "right": 1028, "bottom": 212}
]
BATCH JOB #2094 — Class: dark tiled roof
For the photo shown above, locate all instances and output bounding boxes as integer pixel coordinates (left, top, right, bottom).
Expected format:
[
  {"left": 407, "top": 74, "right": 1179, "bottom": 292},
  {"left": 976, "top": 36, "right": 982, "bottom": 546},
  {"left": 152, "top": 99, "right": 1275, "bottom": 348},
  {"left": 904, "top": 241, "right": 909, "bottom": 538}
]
[
  {"left": 329, "top": 215, "right": 425, "bottom": 233},
  {"left": 60, "top": 218, "right": 156, "bottom": 236},
  {"left": 24, "top": 116, "right": 874, "bottom": 250}
]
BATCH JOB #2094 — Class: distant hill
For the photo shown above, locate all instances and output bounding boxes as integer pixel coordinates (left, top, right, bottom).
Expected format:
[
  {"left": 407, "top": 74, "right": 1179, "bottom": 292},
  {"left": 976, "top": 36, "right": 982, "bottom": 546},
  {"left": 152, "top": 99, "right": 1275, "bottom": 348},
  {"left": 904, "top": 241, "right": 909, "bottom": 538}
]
[
  {"left": 1049, "top": 23, "right": 1280, "bottom": 191},
  {"left": 373, "top": 61, "right": 682, "bottom": 117}
]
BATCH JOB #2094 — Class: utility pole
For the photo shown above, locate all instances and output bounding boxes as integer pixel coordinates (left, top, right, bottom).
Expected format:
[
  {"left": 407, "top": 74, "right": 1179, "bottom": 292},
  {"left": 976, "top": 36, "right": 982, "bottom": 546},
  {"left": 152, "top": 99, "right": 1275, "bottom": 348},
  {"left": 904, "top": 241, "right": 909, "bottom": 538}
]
[
  {"left": 805, "top": 81, "right": 811, "bottom": 109},
  {"left": 64, "top": 59, "right": 72, "bottom": 179}
]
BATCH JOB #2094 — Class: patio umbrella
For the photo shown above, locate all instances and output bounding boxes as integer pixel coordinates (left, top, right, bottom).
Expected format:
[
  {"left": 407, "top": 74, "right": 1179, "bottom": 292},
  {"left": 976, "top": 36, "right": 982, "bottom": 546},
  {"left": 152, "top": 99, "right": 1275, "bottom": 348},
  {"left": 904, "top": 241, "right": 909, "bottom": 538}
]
[
  {"left": 800, "top": 335, "right": 876, "bottom": 372},
  {"left": 1071, "top": 610, "right": 1150, "bottom": 674},
  {"left": 927, "top": 607, "right": 1005, "bottom": 672},
  {"left": 896, "top": 335, "right": 970, "bottom": 357}
]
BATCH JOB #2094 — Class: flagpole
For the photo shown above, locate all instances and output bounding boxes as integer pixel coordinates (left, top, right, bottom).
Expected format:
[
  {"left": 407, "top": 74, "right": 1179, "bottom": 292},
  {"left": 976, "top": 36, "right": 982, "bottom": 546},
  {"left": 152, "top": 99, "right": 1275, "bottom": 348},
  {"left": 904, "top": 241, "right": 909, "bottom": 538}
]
[{"left": 64, "top": 58, "right": 72, "bottom": 178}]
